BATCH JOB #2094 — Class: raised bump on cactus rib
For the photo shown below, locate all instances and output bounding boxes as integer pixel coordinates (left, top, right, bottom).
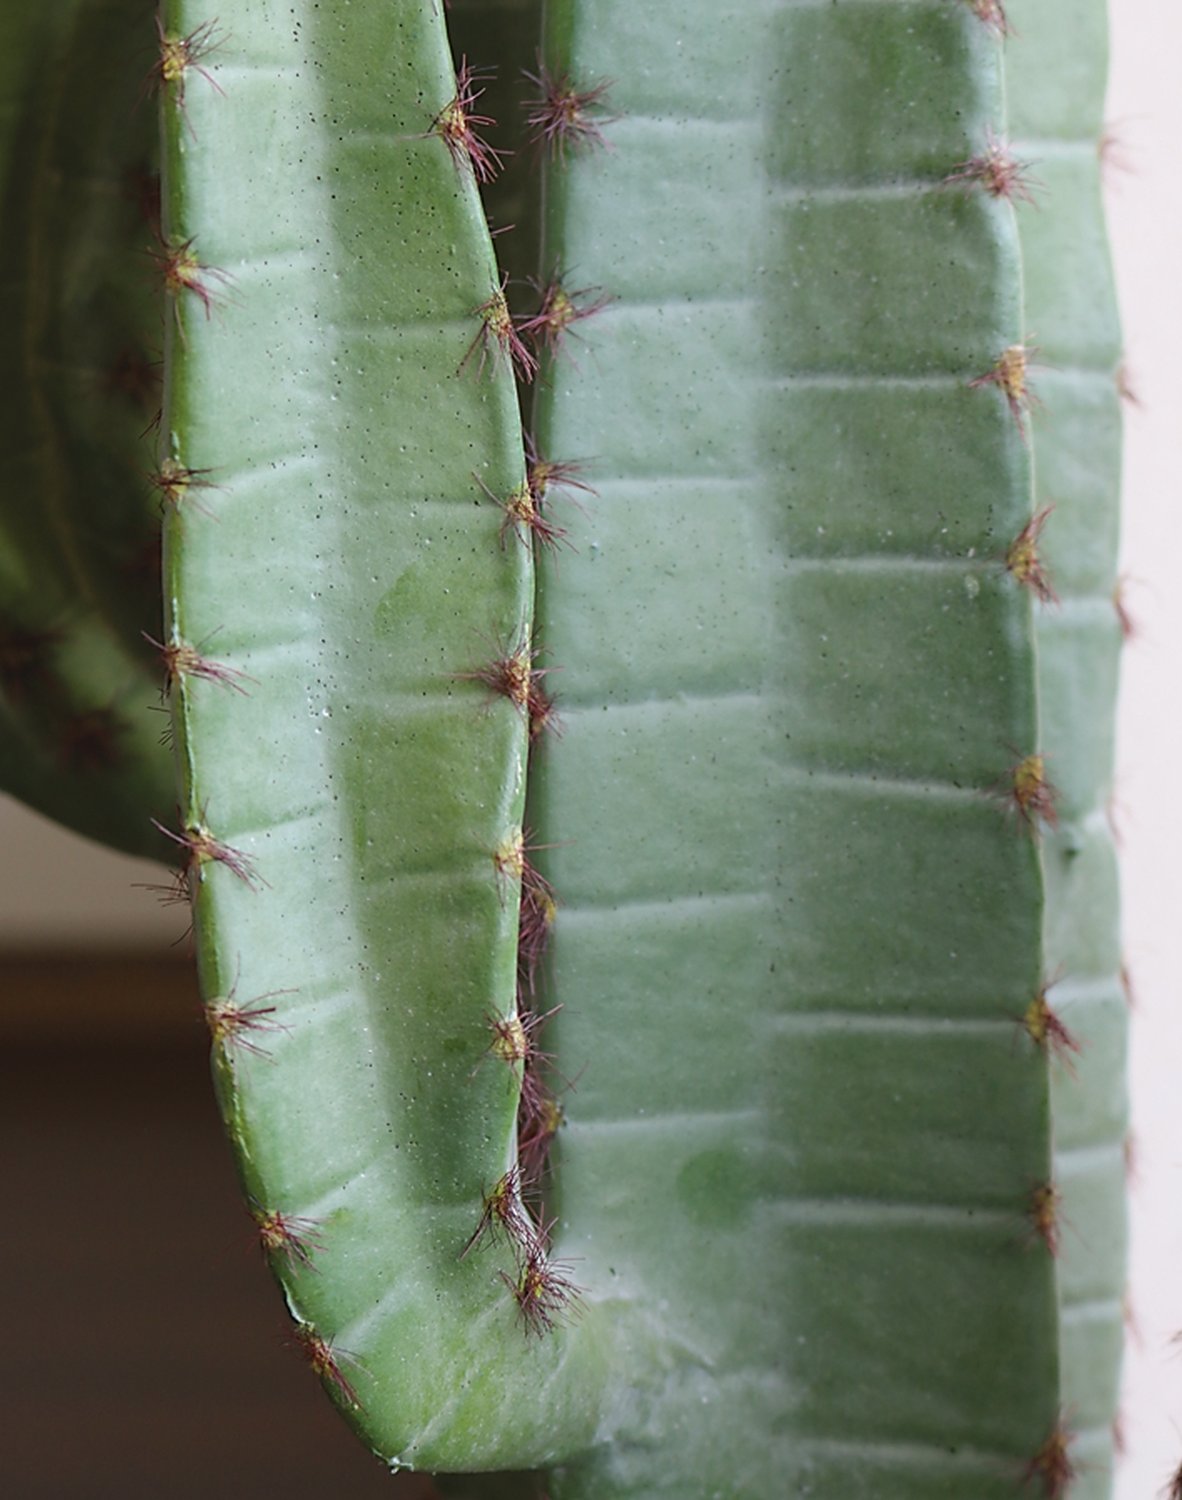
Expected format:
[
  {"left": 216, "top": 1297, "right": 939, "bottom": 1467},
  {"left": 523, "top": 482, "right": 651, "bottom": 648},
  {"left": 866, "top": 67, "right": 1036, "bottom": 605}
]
[
  {"left": 998, "top": 752, "right": 1059, "bottom": 834},
  {"left": 525, "top": 438, "right": 597, "bottom": 514},
  {"left": 485, "top": 1003, "right": 560, "bottom": 1068},
  {"left": 1027, "top": 1181, "right": 1063, "bottom": 1257},
  {"left": 942, "top": 129, "right": 1040, "bottom": 204},
  {"left": 205, "top": 998, "right": 283, "bottom": 1058},
  {"left": 499, "top": 1228, "right": 584, "bottom": 1338},
  {"left": 148, "top": 458, "right": 220, "bottom": 517},
  {"left": 1005, "top": 507, "right": 1057, "bottom": 605},
  {"left": 1019, "top": 982, "right": 1081, "bottom": 1074},
  {"left": 292, "top": 1324, "right": 363, "bottom": 1408},
  {"left": 253, "top": 1203, "right": 327, "bottom": 1269},
  {"left": 143, "top": 630, "right": 253, "bottom": 695},
  {"left": 1023, "top": 1419, "right": 1076, "bottom": 1499},
  {"left": 522, "top": 60, "right": 615, "bottom": 161},
  {"left": 461, "top": 283, "right": 538, "bottom": 382},
  {"left": 151, "top": 16, "right": 226, "bottom": 113},
  {"left": 477, "top": 472, "right": 570, "bottom": 554},
  {"left": 969, "top": 343, "right": 1037, "bottom": 429},
  {"left": 432, "top": 58, "right": 506, "bottom": 184},
  {"left": 151, "top": 815, "right": 265, "bottom": 888},
  {"left": 491, "top": 827, "right": 556, "bottom": 904},
  {"left": 460, "top": 1164, "right": 537, "bottom": 1262},
  {"left": 151, "top": 236, "right": 233, "bottom": 324},
  {"left": 454, "top": 637, "right": 539, "bottom": 716},
  {"left": 516, "top": 275, "right": 614, "bottom": 361}
]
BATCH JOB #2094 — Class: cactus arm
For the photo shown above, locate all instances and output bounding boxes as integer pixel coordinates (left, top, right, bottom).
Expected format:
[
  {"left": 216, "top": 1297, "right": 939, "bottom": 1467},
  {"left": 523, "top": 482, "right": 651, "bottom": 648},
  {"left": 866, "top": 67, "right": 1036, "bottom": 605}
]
[
  {"left": 158, "top": 0, "right": 623, "bottom": 1470},
  {"left": 0, "top": 0, "right": 1113, "bottom": 1491},
  {"left": 522, "top": 2, "right": 1066, "bottom": 1496},
  {"left": 1008, "top": 0, "right": 1128, "bottom": 1485},
  {"left": 0, "top": 0, "right": 174, "bottom": 857}
]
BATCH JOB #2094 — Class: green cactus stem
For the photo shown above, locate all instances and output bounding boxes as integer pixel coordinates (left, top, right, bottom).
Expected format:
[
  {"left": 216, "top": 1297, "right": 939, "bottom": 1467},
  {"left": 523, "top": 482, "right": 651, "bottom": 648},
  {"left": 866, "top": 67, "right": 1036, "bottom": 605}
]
[
  {"left": 1008, "top": 1, "right": 1127, "bottom": 1489},
  {"left": 0, "top": 0, "right": 1127, "bottom": 1495},
  {"left": 0, "top": 0, "right": 175, "bottom": 857},
  {"left": 157, "top": 0, "right": 617, "bottom": 1472}
]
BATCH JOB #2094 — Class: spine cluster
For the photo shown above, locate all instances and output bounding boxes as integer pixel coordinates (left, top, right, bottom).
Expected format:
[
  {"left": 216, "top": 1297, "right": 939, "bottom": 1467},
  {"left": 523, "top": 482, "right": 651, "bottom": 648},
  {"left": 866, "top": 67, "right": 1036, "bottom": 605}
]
[{"left": 439, "top": 40, "right": 616, "bottom": 1334}]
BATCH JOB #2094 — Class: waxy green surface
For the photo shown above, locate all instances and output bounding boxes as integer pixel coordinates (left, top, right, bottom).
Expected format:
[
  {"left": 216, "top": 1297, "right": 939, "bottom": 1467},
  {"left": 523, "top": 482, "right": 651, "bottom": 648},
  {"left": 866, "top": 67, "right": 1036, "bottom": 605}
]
[
  {"left": 1009, "top": 2, "right": 1126, "bottom": 1492},
  {"left": 160, "top": 0, "right": 624, "bottom": 1473},
  {"left": 523, "top": 2, "right": 1061, "bottom": 1494}
]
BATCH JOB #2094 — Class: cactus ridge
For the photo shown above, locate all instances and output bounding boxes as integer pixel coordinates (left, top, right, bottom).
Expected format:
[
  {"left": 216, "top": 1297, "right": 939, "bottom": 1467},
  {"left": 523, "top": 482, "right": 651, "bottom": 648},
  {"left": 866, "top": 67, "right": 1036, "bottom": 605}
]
[{"left": 1006, "top": 0, "right": 1128, "bottom": 1482}]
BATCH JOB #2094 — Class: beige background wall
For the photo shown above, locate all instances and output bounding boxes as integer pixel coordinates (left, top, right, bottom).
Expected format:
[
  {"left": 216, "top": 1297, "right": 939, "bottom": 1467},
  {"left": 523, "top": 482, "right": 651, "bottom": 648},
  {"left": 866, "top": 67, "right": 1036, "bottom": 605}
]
[
  {"left": 2, "top": 0, "right": 1178, "bottom": 1491},
  {"left": 0, "top": 811, "right": 186, "bottom": 950}
]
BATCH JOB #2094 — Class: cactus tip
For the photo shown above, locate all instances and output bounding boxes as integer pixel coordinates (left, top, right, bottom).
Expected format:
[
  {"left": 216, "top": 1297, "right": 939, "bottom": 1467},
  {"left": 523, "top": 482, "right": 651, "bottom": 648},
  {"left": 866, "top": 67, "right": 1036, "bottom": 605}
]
[
  {"left": 492, "top": 829, "right": 556, "bottom": 908},
  {"left": 154, "top": 15, "right": 224, "bottom": 92},
  {"left": 488, "top": 1012, "right": 530, "bottom": 1065}
]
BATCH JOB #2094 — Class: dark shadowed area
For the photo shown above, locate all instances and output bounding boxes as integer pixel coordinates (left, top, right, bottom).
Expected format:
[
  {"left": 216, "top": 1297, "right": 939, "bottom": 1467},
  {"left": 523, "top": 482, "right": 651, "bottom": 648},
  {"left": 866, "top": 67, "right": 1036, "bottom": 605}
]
[{"left": 2, "top": 957, "right": 438, "bottom": 1499}]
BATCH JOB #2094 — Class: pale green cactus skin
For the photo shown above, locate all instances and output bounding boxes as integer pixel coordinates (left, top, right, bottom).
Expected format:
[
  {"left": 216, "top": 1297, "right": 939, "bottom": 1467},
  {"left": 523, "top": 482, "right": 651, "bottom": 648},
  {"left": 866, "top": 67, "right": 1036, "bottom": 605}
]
[
  {"left": 1009, "top": 2, "right": 1127, "bottom": 1490},
  {"left": 0, "top": 1, "right": 1126, "bottom": 1496}
]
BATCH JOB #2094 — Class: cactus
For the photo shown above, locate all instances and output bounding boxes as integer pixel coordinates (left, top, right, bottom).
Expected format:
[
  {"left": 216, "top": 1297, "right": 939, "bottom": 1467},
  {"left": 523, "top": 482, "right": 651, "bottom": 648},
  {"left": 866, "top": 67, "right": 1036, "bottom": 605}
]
[
  {"left": 1, "top": 0, "right": 176, "bottom": 856},
  {"left": 0, "top": 1, "right": 1126, "bottom": 1496}
]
